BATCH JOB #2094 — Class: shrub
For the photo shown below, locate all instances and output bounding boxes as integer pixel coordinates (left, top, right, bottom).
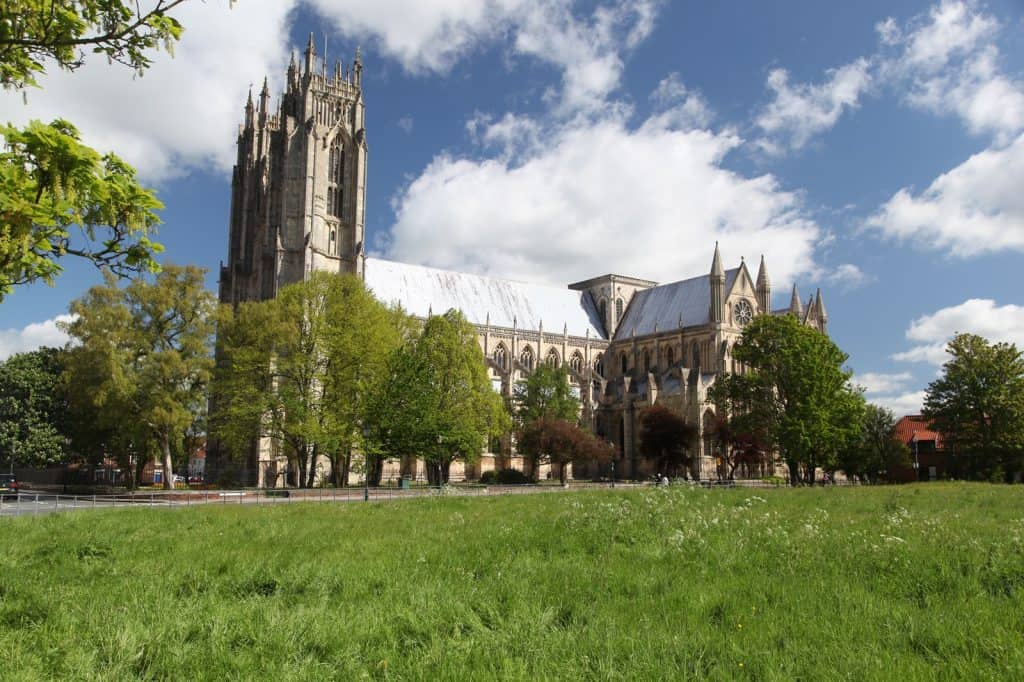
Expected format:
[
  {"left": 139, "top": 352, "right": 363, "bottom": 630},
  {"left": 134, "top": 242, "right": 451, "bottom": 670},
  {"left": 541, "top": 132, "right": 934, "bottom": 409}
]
[
  {"left": 495, "top": 469, "right": 530, "bottom": 485},
  {"left": 479, "top": 470, "right": 497, "bottom": 484}
]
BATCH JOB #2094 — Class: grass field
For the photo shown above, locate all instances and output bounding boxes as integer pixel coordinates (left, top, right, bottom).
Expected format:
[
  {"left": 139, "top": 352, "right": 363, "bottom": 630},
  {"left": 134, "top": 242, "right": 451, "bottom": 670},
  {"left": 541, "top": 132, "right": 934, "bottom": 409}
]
[{"left": 0, "top": 484, "right": 1022, "bottom": 680}]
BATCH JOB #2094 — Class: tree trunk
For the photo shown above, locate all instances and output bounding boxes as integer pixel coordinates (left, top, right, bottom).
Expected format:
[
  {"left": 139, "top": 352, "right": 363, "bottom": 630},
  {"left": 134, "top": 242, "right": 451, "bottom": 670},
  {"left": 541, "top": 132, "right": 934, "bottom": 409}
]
[
  {"left": 368, "top": 455, "right": 383, "bottom": 487},
  {"left": 426, "top": 461, "right": 440, "bottom": 486},
  {"left": 441, "top": 459, "right": 452, "bottom": 484},
  {"left": 161, "top": 437, "right": 174, "bottom": 490},
  {"left": 787, "top": 459, "right": 799, "bottom": 486}
]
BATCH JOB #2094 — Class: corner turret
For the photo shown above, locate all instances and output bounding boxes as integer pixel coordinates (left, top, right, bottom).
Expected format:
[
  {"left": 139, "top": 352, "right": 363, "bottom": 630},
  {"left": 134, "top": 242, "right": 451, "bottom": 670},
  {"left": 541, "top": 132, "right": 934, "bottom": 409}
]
[
  {"left": 789, "top": 284, "right": 803, "bottom": 316},
  {"left": 710, "top": 242, "right": 725, "bottom": 324},
  {"left": 755, "top": 254, "right": 771, "bottom": 313}
]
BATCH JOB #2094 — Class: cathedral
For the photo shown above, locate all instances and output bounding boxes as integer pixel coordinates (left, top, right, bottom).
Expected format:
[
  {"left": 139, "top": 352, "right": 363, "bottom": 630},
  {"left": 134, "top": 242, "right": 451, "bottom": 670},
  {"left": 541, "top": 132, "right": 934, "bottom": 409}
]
[{"left": 218, "top": 38, "right": 830, "bottom": 484}]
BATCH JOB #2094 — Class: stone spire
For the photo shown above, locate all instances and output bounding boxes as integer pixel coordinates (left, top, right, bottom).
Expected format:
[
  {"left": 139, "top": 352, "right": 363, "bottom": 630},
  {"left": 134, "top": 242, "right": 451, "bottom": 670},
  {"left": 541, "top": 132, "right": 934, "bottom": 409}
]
[
  {"left": 353, "top": 46, "right": 363, "bottom": 87},
  {"left": 287, "top": 49, "right": 297, "bottom": 87},
  {"left": 258, "top": 77, "right": 269, "bottom": 125},
  {"left": 755, "top": 254, "right": 771, "bottom": 313},
  {"left": 814, "top": 288, "right": 828, "bottom": 328},
  {"left": 789, "top": 283, "right": 803, "bottom": 316},
  {"left": 304, "top": 33, "right": 316, "bottom": 74},
  {"left": 244, "top": 86, "right": 254, "bottom": 128},
  {"left": 710, "top": 242, "right": 725, "bottom": 324}
]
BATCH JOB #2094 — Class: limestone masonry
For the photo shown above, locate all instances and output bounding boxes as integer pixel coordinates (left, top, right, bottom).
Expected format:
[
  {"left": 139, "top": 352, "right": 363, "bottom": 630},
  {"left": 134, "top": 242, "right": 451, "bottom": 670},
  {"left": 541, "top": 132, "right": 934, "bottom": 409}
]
[{"left": 219, "top": 38, "right": 830, "bottom": 485}]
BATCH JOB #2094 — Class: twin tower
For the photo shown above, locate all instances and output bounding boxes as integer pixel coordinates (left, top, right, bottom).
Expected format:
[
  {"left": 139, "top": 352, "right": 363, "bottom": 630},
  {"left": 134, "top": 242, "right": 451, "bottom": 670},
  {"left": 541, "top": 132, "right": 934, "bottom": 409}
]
[{"left": 220, "top": 35, "right": 367, "bottom": 306}]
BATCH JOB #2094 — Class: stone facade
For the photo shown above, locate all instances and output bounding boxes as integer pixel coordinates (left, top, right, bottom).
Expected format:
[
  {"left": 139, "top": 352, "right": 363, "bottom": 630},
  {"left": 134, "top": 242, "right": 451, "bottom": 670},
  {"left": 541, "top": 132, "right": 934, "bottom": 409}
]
[{"left": 218, "top": 42, "right": 830, "bottom": 485}]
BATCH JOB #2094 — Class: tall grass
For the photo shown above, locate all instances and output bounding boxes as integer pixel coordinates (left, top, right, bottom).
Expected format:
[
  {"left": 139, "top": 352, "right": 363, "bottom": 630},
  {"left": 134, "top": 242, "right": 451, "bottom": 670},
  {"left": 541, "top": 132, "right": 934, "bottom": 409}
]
[{"left": 0, "top": 483, "right": 1021, "bottom": 680}]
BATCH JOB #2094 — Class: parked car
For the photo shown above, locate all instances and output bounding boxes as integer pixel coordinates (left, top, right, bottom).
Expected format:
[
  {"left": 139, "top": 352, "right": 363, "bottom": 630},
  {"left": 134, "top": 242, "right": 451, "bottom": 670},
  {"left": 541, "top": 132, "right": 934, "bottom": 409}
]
[{"left": 0, "top": 474, "right": 19, "bottom": 498}]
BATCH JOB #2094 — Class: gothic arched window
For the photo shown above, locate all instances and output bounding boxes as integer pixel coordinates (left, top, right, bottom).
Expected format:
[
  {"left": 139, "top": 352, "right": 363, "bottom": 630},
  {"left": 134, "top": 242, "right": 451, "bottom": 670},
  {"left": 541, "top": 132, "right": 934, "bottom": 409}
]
[
  {"left": 327, "top": 143, "right": 344, "bottom": 218},
  {"left": 599, "top": 298, "right": 608, "bottom": 325},
  {"left": 520, "top": 346, "right": 534, "bottom": 371},
  {"left": 593, "top": 353, "right": 604, "bottom": 378},
  {"left": 615, "top": 298, "right": 624, "bottom": 322},
  {"left": 620, "top": 352, "right": 628, "bottom": 375},
  {"left": 666, "top": 346, "right": 675, "bottom": 367},
  {"left": 692, "top": 345, "right": 701, "bottom": 372},
  {"left": 643, "top": 350, "right": 651, "bottom": 374},
  {"left": 570, "top": 351, "right": 584, "bottom": 374},
  {"left": 546, "top": 348, "right": 560, "bottom": 367},
  {"left": 493, "top": 344, "right": 508, "bottom": 371}
]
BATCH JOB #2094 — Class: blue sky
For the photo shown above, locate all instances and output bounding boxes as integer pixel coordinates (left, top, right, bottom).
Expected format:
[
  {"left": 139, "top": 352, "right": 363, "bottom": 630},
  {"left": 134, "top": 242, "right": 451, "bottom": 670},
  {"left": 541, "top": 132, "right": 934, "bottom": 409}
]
[{"left": 2, "top": 0, "right": 1023, "bottom": 415}]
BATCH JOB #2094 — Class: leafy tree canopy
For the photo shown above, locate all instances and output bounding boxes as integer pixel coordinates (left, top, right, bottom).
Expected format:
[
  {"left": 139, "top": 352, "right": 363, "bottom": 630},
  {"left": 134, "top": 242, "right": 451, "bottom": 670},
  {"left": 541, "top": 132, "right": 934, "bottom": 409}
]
[
  {"left": 923, "top": 333, "right": 1024, "bottom": 481},
  {"left": 709, "top": 314, "right": 863, "bottom": 484},
  {"left": 516, "top": 417, "right": 613, "bottom": 484},
  {"left": 371, "top": 309, "right": 510, "bottom": 485},
  {"left": 0, "top": 119, "right": 163, "bottom": 300},
  {"left": 513, "top": 363, "right": 579, "bottom": 424},
  {"left": 0, "top": 346, "right": 68, "bottom": 467},
  {"left": 836, "top": 403, "right": 910, "bottom": 482},
  {"left": 0, "top": 0, "right": 186, "bottom": 91},
  {"left": 0, "top": 1, "right": 192, "bottom": 300},
  {"left": 213, "top": 273, "right": 408, "bottom": 487},
  {"left": 637, "top": 404, "right": 697, "bottom": 478},
  {"left": 62, "top": 265, "right": 215, "bottom": 488}
]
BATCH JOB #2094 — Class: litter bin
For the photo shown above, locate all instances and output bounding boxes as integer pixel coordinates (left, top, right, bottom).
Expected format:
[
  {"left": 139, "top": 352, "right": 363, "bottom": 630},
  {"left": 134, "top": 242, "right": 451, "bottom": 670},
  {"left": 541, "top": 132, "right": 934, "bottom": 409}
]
[{"left": 400, "top": 476, "right": 411, "bottom": 490}]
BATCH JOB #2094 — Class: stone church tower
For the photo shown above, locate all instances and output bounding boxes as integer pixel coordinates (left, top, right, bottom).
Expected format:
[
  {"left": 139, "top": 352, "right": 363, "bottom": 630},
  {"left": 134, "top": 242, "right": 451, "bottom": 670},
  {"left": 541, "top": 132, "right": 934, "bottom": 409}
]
[{"left": 220, "top": 35, "right": 368, "bottom": 305}]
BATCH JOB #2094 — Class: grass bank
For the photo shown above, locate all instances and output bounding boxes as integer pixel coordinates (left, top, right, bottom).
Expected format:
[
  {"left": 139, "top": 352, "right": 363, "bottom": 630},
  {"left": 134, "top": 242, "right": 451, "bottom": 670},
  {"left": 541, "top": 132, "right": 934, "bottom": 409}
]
[{"left": 0, "top": 484, "right": 1022, "bottom": 680}]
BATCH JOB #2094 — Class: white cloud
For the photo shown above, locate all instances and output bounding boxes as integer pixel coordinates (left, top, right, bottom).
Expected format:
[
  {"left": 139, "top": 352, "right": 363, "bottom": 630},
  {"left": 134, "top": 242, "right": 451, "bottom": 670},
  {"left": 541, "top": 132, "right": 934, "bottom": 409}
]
[
  {"left": 852, "top": 372, "right": 914, "bottom": 395},
  {"left": 382, "top": 107, "right": 821, "bottom": 288},
  {"left": 0, "top": 315, "right": 75, "bottom": 361},
  {"left": 313, "top": 0, "right": 659, "bottom": 113},
  {"left": 825, "top": 263, "right": 869, "bottom": 289},
  {"left": 397, "top": 116, "right": 414, "bottom": 133},
  {"left": 871, "top": 390, "right": 927, "bottom": 416},
  {"left": 755, "top": 1, "right": 1024, "bottom": 153},
  {"left": 892, "top": 298, "right": 1024, "bottom": 365},
  {"left": 649, "top": 72, "right": 713, "bottom": 130},
  {"left": 0, "top": 0, "right": 294, "bottom": 182},
  {"left": 879, "top": 0, "right": 1024, "bottom": 143},
  {"left": 755, "top": 59, "right": 872, "bottom": 152},
  {"left": 865, "top": 134, "right": 1024, "bottom": 255}
]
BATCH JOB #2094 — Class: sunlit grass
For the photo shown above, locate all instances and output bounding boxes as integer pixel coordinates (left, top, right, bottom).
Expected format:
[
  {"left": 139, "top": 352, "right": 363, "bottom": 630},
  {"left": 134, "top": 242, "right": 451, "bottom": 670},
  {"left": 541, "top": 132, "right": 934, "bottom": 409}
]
[{"left": 0, "top": 483, "right": 1022, "bottom": 679}]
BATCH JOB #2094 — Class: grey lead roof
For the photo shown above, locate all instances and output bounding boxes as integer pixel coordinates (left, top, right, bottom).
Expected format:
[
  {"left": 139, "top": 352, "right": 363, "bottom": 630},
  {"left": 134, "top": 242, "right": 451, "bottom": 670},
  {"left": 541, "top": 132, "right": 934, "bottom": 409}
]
[
  {"left": 364, "top": 257, "right": 606, "bottom": 338},
  {"left": 613, "top": 269, "right": 738, "bottom": 340}
]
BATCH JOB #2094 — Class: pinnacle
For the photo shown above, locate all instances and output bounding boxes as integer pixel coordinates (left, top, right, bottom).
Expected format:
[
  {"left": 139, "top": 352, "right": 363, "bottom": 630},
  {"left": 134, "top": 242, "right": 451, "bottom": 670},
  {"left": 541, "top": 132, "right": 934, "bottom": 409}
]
[{"left": 710, "top": 241, "right": 724, "bottom": 278}]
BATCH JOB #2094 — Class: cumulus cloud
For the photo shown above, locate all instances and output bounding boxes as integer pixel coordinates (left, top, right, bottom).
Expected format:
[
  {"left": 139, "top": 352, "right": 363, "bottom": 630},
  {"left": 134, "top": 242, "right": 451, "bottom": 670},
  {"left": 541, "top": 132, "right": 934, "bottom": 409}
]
[
  {"left": 825, "top": 263, "right": 870, "bottom": 290},
  {"left": 648, "top": 72, "right": 714, "bottom": 130},
  {"left": 382, "top": 105, "right": 821, "bottom": 287},
  {"left": 397, "top": 116, "right": 414, "bottom": 133},
  {"left": 880, "top": 0, "right": 1024, "bottom": 143},
  {"left": 755, "top": 59, "right": 872, "bottom": 153},
  {"left": 755, "top": 1, "right": 1024, "bottom": 153},
  {"left": 0, "top": 0, "right": 294, "bottom": 182},
  {"left": 871, "top": 391, "right": 927, "bottom": 416},
  {"left": 865, "top": 134, "right": 1024, "bottom": 255},
  {"left": 312, "top": 0, "right": 659, "bottom": 113},
  {"left": 892, "top": 298, "right": 1024, "bottom": 365},
  {"left": 852, "top": 371, "right": 915, "bottom": 395},
  {"left": 0, "top": 315, "right": 75, "bottom": 361}
]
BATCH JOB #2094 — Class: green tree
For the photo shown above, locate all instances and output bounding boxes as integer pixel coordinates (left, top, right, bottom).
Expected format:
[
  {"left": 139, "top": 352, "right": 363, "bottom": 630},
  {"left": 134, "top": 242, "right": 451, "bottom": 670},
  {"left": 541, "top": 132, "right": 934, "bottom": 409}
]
[
  {"left": 0, "top": 347, "right": 68, "bottom": 469},
  {"left": 62, "top": 265, "right": 215, "bottom": 489},
  {"left": 516, "top": 418, "right": 613, "bottom": 484},
  {"left": 213, "top": 273, "right": 407, "bottom": 488},
  {"left": 0, "top": 1, "right": 191, "bottom": 300},
  {"left": 709, "top": 314, "right": 863, "bottom": 484},
  {"left": 0, "top": 0, "right": 186, "bottom": 90},
  {"left": 513, "top": 363, "right": 579, "bottom": 424},
  {"left": 923, "top": 333, "right": 1024, "bottom": 481},
  {"left": 637, "top": 405, "right": 697, "bottom": 478},
  {"left": 371, "top": 310, "right": 509, "bottom": 485},
  {"left": 837, "top": 403, "right": 911, "bottom": 482}
]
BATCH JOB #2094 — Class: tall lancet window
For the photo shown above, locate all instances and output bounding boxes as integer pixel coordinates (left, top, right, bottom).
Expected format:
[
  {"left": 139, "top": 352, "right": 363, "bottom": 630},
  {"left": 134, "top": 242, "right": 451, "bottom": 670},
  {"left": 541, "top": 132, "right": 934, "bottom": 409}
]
[{"left": 327, "top": 143, "right": 344, "bottom": 217}]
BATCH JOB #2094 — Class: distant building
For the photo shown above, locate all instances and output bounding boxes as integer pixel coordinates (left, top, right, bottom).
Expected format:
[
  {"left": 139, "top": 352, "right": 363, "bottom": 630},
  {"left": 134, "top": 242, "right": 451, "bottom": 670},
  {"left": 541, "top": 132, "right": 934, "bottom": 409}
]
[
  {"left": 215, "top": 37, "right": 832, "bottom": 486},
  {"left": 892, "top": 415, "right": 949, "bottom": 481}
]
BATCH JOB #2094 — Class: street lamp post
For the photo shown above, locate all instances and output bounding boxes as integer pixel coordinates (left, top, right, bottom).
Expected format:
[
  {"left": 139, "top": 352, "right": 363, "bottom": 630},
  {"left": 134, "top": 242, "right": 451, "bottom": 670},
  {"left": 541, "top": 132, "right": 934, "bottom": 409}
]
[{"left": 363, "top": 424, "right": 370, "bottom": 502}]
